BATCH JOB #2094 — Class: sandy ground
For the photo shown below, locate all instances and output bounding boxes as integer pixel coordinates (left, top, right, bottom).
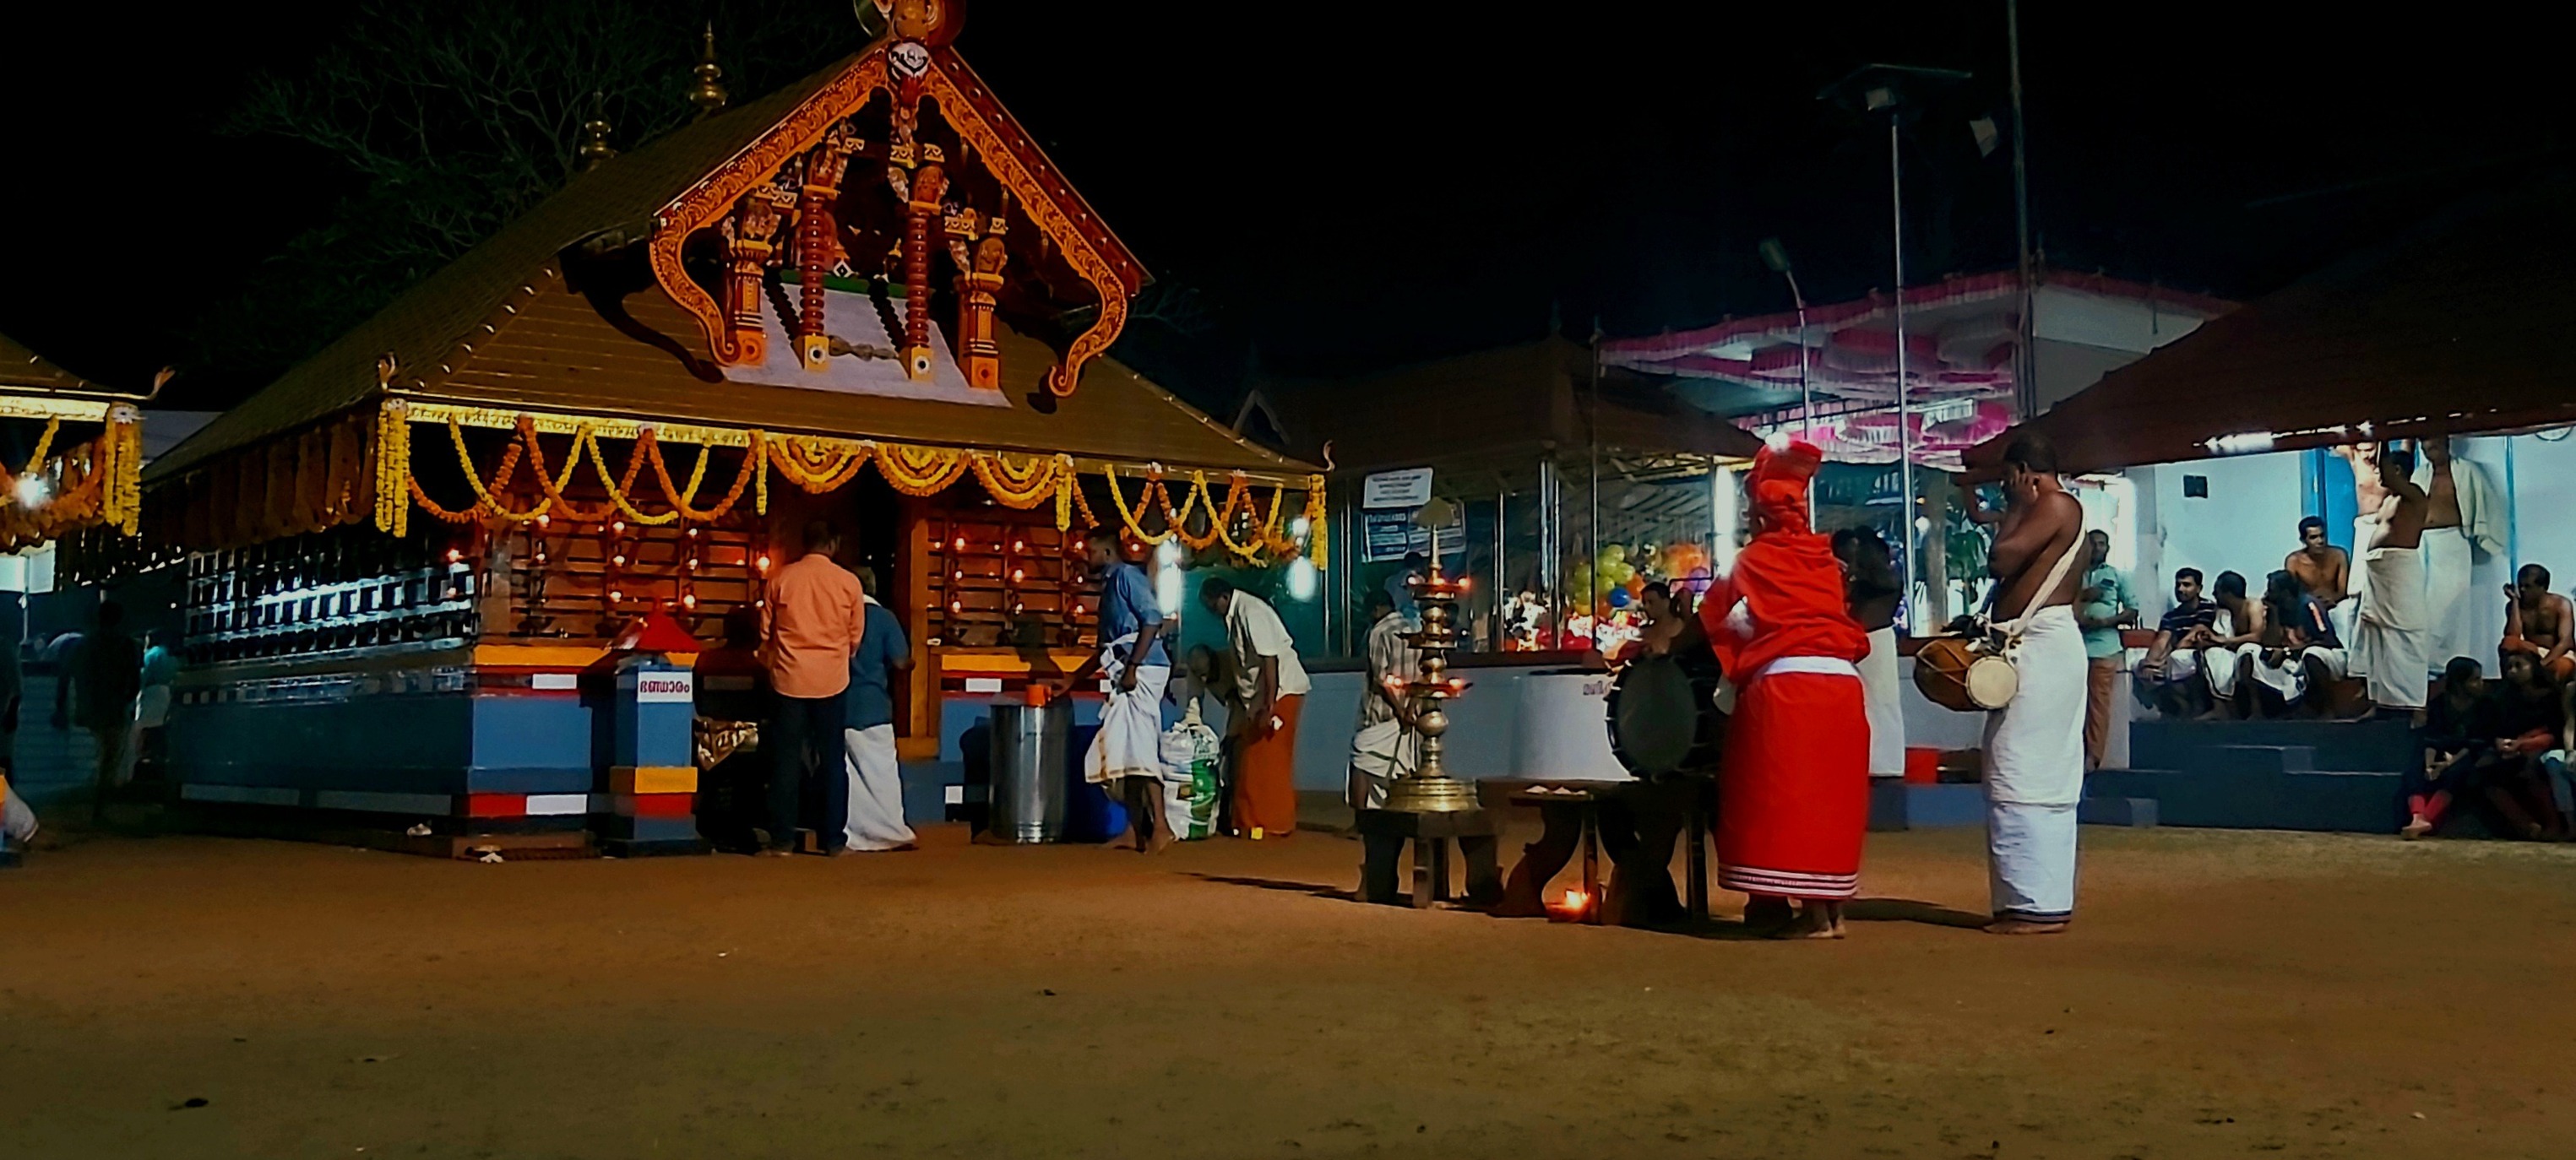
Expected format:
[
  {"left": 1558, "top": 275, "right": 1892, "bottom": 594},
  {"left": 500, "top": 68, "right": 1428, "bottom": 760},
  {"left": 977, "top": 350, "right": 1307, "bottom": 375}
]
[{"left": 5, "top": 822, "right": 2575, "bottom": 1159}]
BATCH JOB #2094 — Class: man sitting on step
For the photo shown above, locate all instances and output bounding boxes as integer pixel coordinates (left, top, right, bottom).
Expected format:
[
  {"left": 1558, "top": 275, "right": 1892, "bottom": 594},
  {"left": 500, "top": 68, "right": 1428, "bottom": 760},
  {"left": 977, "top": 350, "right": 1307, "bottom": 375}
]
[{"left": 2134, "top": 567, "right": 2219, "bottom": 718}]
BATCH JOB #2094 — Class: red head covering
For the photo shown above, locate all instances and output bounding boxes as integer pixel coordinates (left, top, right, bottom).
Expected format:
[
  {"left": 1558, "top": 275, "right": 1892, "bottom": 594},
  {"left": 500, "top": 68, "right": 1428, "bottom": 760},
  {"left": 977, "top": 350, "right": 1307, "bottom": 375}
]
[
  {"left": 1749, "top": 436, "right": 1823, "bottom": 534},
  {"left": 1698, "top": 435, "right": 1867, "bottom": 674}
]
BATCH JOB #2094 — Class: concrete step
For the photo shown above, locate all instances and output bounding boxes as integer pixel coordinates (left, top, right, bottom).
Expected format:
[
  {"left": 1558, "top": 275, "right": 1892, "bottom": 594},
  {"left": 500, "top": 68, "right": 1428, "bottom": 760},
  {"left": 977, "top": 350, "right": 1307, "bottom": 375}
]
[
  {"left": 2079, "top": 796, "right": 2159, "bottom": 827},
  {"left": 2130, "top": 716, "right": 2413, "bottom": 773},
  {"left": 2085, "top": 767, "right": 2400, "bottom": 833},
  {"left": 1867, "top": 781, "right": 1983, "bottom": 831}
]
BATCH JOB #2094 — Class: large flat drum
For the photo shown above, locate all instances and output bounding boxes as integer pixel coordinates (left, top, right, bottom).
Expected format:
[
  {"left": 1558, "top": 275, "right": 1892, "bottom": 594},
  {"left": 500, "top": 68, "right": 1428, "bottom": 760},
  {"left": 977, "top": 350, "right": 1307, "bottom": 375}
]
[
  {"left": 1514, "top": 671, "right": 1629, "bottom": 781},
  {"left": 1606, "top": 657, "right": 1724, "bottom": 778}
]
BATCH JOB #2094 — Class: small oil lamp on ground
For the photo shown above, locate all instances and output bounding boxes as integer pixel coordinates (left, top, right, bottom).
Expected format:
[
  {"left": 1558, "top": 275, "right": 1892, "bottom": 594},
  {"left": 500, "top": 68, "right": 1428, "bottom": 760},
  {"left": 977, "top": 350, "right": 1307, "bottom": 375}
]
[{"left": 1384, "top": 497, "right": 1479, "bottom": 813}]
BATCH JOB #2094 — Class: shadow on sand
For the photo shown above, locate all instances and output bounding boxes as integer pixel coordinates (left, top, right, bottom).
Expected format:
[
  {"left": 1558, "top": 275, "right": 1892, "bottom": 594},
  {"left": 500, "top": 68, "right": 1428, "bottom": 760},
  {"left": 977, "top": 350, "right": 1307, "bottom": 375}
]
[{"left": 1183, "top": 872, "right": 1353, "bottom": 902}]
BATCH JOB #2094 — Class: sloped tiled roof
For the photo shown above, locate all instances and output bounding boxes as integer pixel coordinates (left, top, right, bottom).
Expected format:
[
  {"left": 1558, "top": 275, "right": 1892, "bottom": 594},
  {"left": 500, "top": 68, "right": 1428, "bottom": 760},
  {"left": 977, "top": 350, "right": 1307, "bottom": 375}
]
[{"left": 2, "top": 330, "right": 125, "bottom": 398}]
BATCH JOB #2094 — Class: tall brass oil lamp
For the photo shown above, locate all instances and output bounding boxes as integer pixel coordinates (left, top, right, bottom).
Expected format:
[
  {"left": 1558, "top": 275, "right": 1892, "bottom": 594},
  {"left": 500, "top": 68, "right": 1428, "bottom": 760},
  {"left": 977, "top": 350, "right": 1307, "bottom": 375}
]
[{"left": 1384, "top": 498, "right": 1479, "bottom": 813}]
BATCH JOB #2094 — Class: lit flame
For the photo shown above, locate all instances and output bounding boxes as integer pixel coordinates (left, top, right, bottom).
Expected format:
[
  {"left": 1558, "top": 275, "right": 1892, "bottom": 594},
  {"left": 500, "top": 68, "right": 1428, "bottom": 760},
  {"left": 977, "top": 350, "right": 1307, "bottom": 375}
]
[{"left": 1557, "top": 889, "right": 1590, "bottom": 914}]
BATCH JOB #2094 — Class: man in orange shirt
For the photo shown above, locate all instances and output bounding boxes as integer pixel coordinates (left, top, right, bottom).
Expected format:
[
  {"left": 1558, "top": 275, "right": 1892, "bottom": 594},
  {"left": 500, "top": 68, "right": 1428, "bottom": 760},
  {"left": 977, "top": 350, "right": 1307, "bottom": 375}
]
[{"left": 759, "top": 519, "right": 867, "bottom": 854}]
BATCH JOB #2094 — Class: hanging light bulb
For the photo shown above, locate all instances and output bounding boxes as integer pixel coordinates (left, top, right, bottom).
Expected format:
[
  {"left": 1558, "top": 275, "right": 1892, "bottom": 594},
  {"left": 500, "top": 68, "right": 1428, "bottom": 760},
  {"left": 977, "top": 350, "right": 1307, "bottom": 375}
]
[{"left": 1285, "top": 556, "right": 1318, "bottom": 601}]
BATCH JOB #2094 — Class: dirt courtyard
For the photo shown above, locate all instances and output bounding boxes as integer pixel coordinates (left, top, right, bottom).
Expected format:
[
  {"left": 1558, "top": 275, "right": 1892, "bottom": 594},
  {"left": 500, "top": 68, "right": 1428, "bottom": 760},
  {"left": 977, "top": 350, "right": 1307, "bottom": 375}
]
[{"left": 5, "top": 822, "right": 2573, "bottom": 1159}]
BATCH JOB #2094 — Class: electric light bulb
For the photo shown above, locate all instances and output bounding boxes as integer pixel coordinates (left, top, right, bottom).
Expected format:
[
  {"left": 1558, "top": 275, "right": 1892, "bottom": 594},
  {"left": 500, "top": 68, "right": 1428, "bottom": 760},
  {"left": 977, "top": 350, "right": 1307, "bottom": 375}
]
[
  {"left": 609, "top": 589, "right": 625, "bottom": 603},
  {"left": 757, "top": 555, "right": 772, "bottom": 572},
  {"left": 611, "top": 520, "right": 626, "bottom": 535}
]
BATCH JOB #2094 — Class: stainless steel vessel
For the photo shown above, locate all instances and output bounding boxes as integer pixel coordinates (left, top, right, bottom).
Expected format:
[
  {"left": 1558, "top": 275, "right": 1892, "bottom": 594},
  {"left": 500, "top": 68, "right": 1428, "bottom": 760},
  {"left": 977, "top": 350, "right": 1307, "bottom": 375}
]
[{"left": 986, "top": 701, "right": 1069, "bottom": 843}]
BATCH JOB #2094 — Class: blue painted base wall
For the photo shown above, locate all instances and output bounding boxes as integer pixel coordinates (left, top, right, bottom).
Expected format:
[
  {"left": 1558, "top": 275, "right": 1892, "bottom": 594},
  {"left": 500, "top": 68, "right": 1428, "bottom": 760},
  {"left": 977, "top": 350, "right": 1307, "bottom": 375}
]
[{"left": 170, "top": 692, "right": 595, "bottom": 796}]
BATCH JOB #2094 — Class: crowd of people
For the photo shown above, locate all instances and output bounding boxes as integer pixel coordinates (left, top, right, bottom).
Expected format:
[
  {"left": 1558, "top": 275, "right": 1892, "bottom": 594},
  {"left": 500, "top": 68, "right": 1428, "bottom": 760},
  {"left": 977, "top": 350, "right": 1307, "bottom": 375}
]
[
  {"left": 734, "top": 519, "right": 1317, "bottom": 857},
  {"left": 2114, "top": 438, "right": 2576, "bottom": 839}
]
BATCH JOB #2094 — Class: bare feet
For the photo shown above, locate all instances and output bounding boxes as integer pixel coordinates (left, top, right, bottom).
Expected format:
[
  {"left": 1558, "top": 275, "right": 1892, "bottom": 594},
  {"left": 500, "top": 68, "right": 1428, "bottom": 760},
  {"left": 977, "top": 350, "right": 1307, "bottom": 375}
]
[
  {"left": 2400, "top": 816, "right": 2433, "bottom": 840},
  {"left": 1770, "top": 902, "right": 1847, "bottom": 940},
  {"left": 1982, "top": 916, "right": 2069, "bottom": 936}
]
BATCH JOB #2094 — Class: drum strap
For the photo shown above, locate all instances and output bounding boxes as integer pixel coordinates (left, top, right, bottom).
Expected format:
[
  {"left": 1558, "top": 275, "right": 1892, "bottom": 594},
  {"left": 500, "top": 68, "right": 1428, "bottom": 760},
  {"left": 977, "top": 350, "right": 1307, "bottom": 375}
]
[{"left": 1995, "top": 531, "right": 2090, "bottom": 648}]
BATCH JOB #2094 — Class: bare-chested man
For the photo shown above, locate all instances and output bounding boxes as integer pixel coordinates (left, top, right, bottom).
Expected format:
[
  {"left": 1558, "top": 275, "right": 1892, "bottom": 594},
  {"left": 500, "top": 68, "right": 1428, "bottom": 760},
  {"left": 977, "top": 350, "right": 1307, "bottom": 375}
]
[
  {"left": 1958, "top": 432, "right": 2088, "bottom": 935},
  {"left": 2348, "top": 446, "right": 2431, "bottom": 713},
  {"left": 2417, "top": 437, "right": 2497, "bottom": 675},
  {"left": 2285, "top": 516, "right": 2349, "bottom": 614},
  {"left": 2500, "top": 564, "right": 2575, "bottom": 683}
]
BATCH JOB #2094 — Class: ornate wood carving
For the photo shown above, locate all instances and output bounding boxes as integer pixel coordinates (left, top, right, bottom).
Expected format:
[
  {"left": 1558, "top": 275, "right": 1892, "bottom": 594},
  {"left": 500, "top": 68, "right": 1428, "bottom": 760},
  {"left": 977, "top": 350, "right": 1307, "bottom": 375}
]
[
  {"left": 796, "top": 125, "right": 861, "bottom": 371},
  {"left": 649, "top": 53, "right": 889, "bottom": 367},
  {"left": 646, "top": 38, "right": 1141, "bottom": 398}
]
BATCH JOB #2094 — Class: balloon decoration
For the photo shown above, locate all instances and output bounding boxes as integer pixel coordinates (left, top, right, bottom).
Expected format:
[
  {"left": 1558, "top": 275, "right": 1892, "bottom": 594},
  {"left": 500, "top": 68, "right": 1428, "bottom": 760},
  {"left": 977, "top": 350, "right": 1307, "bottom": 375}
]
[{"left": 1539, "top": 539, "right": 1720, "bottom": 653}]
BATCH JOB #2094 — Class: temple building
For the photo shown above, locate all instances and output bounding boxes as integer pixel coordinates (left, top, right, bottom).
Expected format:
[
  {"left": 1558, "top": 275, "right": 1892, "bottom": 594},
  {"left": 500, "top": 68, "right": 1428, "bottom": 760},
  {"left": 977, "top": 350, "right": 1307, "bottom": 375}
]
[{"left": 136, "top": 8, "right": 1320, "bottom": 852}]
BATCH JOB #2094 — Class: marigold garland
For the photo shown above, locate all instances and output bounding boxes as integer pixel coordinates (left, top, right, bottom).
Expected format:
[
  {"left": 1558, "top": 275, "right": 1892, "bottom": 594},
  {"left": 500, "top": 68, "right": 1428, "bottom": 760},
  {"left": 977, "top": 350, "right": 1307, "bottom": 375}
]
[
  {"left": 584, "top": 426, "right": 684, "bottom": 526},
  {"left": 643, "top": 428, "right": 762, "bottom": 523},
  {"left": 372, "top": 401, "right": 412, "bottom": 536},
  {"left": 1104, "top": 466, "right": 1171, "bottom": 545},
  {"left": 373, "top": 409, "right": 1318, "bottom": 571},
  {"left": 875, "top": 442, "right": 969, "bottom": 495},
  {"left": 968, "top": 451, "right": 1062, "bottom": 509},
  {"left": 763, "top": 435, "right": 869, "bottom": 493}
]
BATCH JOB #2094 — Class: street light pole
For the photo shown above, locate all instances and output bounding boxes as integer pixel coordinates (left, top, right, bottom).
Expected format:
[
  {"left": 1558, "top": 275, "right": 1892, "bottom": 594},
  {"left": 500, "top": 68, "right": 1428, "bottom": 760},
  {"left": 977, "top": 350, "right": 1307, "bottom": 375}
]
[
  {"left": 2008, "top": 0, "right": 2037, "bottom": 419},
  {"left": 1889, "top": 117, "right": 1916, "bottom": 631}
]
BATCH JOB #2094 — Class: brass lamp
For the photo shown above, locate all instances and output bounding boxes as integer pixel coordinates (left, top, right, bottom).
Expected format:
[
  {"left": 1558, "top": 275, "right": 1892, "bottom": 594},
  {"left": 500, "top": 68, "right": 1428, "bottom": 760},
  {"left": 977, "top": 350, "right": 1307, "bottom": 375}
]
[{"left": 1384, "top": 497, "right": 1479, "bottom": 813}]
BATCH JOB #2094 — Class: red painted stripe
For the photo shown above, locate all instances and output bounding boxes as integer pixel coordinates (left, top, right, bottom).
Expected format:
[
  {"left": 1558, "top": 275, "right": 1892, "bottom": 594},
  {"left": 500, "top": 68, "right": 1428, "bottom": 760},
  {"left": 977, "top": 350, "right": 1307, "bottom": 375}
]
[
  {"left": 464, "top": 794, "right": 528, "bottom": 818},
  {"left": 623, "top": 794, "right": 696, "bottom": 818}
]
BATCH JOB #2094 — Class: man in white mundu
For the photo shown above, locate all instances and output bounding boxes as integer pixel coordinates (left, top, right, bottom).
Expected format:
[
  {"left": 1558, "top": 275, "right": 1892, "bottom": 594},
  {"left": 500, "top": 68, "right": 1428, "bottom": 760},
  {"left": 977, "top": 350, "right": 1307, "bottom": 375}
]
[
  {"left": 1832, "top": 528, "right": 1906, "bottom": 778},
  {"left": 2347, "top": 446, "right": 2432, "bottom": 713},
  {"left": 1960, "top": 433, "right": 2090, "bottom": 935},
  {"left": 2413, "top": 437, "right": 2503, "bottom": 675}
]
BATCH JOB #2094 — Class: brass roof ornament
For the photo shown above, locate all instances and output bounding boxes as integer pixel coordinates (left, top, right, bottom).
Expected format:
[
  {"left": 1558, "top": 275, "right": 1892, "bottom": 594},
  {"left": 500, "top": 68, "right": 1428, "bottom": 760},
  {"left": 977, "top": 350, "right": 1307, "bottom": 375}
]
[
  {"left": 579, "top": 94, "right": 616, "bottom": 171},
  {"left": 689, "top": 24, "right": 729, "bottom": 117}
]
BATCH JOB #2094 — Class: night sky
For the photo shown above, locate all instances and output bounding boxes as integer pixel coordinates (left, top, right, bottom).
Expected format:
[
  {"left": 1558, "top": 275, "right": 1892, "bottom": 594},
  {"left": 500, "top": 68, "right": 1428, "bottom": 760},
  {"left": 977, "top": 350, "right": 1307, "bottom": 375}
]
[{"left": 3, "top": 2, "right": 2561, "bottom": 409}]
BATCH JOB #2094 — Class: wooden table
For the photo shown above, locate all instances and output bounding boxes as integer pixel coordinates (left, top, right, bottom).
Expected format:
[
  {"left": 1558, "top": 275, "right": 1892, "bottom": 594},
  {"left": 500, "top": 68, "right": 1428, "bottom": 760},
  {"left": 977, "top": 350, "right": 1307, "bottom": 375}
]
[
  {"left": 1494, "top": 778, "right": 1712, "bottom": 925},
  {"left": 1354, "top": 809, "right": 1503, "bottom": 908}
]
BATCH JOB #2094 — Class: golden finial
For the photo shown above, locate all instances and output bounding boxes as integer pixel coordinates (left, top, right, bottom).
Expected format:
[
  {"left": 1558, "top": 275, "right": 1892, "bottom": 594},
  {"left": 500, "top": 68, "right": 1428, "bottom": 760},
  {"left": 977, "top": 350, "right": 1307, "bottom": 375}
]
[
  {"left": 690, "top": 24, "right": 729, "bottom": 116},
  {"left": 579, "top": 94, "right": 616, "bottom": 171}
]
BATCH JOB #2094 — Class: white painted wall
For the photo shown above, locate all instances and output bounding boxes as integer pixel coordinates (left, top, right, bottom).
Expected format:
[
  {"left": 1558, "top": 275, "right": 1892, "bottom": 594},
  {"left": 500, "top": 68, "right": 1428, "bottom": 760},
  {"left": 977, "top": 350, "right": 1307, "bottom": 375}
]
[{"left": 2128, "top": 451, "right": 2307, "bottom": 622}]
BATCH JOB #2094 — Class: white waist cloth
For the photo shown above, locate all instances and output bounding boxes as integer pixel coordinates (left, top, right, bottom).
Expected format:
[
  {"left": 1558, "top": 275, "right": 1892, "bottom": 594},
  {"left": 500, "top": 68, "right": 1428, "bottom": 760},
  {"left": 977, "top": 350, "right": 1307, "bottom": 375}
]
[
  {"left": 1755, "top": 656, "right": 1860, "bottom": 680},
  {"left": 2350, "top": 545, "right": 2429, "bottom": 709},
  {"left": 842, "top": 723, "right": 916, "bottom": 851},
  {"left": 1859, "top": 626, "right": 1905, "bottom": 778},
  {"left": 2419, "top": 526, "right": 2474, "bottom": 673},
  {"left": 1982, "top": 605, "right": 2087, "bottom": 808},
  {"left": 1084, "top": 633, "right": 1173, "bottom": 784}
]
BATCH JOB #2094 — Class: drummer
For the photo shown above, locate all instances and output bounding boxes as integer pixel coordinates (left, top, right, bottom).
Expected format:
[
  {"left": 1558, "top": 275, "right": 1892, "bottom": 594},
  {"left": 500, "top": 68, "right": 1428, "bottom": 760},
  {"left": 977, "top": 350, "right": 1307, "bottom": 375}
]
[{"left": 1635, "top": 582, "right": 1713, "bottom": 669}]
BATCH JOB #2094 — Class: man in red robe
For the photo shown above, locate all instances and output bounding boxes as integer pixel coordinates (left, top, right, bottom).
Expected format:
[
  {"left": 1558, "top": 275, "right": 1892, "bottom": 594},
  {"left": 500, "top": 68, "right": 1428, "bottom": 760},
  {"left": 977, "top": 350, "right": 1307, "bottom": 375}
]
[{"left": 1698, "top": 438, "right": 1873, "bottom": 938}]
